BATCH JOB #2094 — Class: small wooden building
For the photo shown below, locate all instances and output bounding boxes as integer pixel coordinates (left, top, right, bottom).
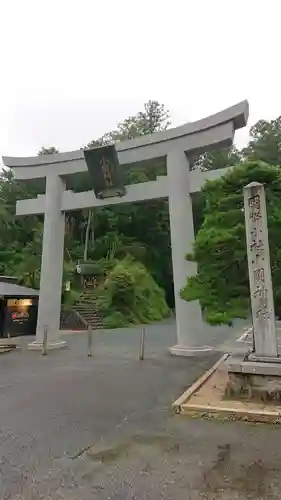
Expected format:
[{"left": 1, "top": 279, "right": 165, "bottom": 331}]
[{"left": 0, "top": 277, "right": 39, "bottom": 338}]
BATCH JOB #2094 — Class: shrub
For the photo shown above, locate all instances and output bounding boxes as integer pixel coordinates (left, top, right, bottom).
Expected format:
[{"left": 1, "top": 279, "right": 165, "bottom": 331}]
[{"left": 96, "top": 256, "right": 169, "bottom": 327}]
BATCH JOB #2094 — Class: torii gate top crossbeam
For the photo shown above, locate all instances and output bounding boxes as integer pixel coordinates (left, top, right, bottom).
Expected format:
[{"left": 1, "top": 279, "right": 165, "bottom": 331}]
[{"left": 3, "top": 100, "right": 248, "bottom": 180}]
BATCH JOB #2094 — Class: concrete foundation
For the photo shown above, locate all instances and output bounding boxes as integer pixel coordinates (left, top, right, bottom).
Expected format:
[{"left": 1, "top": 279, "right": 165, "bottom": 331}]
[
  {"left": 28, "top": 339, "right": 67, "bottom": 351},
  {"left": 225, "top": 353, "right": 281, "bottom": 376},
  {"left": 169, "top": 344, "right": 214, "bottom": 357},
  {"left": 225, "top": 353, "right": 281, "bottom": 402},
  {"left": 225, "top": 372, "right": 281, "bottom": 402}
]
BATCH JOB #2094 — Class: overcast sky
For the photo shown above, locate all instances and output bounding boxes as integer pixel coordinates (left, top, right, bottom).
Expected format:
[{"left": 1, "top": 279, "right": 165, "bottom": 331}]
[{"left": 0, "top": 0, "right": 279, "bottom": 159}]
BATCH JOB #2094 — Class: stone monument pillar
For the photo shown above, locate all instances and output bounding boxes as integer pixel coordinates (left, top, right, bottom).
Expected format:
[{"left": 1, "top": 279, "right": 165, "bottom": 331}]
[
  {"left": 225, "top": 181, "right": 281, "bottom": 399},
  {"left": 28, "top": 174, "right": 66, "bottom": 350},
  {"left": 244, "top": 181, "right": 278, "bottom": 359},
  {"left": 225, "top": 181, "right": 281, "bottom": 390}
]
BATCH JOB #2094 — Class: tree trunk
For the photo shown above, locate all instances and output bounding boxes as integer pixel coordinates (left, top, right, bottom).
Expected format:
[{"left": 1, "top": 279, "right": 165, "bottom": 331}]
[{"left": 84, "top": 209, "right": 92, "bottom": 261}]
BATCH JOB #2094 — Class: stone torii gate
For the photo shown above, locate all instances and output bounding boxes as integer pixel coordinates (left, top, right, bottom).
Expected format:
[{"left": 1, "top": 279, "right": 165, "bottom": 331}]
[{"left": 3, "top": 100, "right": 249, "bottom": 355}]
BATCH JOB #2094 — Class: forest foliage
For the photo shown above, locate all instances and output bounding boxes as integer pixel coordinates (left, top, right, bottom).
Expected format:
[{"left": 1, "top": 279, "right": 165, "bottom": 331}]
[{"left": 182, "top": 116, "right": 281, "bottom": 325}]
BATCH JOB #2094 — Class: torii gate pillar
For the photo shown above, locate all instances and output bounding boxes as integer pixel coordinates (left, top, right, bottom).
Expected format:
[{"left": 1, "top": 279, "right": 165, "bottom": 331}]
[
  {"left": 3, "top": 100, "right": 249, "bottom": 355},
  {"left": 167, "top": 149, "right": 207, "bottom": 355},
  {"left": 35, "top": 175, "right": 67, "bottom": 349}
]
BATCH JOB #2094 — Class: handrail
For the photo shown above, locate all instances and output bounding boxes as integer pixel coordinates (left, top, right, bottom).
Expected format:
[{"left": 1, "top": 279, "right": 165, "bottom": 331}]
[{"left": 73, "top": 309, "right": 89, "bottom": 329}]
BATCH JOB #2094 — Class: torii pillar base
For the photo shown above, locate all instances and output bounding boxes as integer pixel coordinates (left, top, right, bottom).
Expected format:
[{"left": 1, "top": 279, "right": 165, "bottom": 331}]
[
  {"left": 169, "top": 344, "right": 214, "bottom": 357},
  {"left": 28, "top": 339, "right": 67, "bottom": 351}
]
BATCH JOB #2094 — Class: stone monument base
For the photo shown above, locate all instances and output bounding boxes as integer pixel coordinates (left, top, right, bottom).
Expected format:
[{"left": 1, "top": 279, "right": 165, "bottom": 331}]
[
  {"left": 28, "top": 339, "right": 67, "bottom": 351},
  {"left": 225, "top": 353, "right": 281, "bottom": 402},
  {"left": 169, "top": 344, "right": 214, "bottom": 357}
]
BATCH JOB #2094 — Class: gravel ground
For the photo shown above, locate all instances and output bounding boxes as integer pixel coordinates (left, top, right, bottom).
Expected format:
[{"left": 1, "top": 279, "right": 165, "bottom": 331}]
[{"left": 1, "top": 319, "right": 281, "bottom": 499}]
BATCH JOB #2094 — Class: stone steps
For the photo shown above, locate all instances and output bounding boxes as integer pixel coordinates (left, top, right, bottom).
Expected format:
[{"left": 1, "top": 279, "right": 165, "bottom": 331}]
[
  {"left": 73, "top": 289, "right": 103, "bottom": 329},
  {"left": 61, "top": 289, "right": 103, "bottom": 329}
]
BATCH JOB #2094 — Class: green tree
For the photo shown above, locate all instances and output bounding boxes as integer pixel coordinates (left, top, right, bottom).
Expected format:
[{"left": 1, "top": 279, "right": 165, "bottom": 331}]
[
  {"left": 191, "top": 146, "right": 241, "bottom": 171},
  {"left": 83, "top": 209, "right": 93, "bottom": 261},
  {"left": 87, "top": 100, "right": 171, "bottom": 148},
  {"left": 16, "top": 225, "right": 43, "bottom": 288},
  {"left": 0, "top": 168, "right": 42, "bottom": 277},
  {"left": 181, "top": 160, "right": 281, "bottom": 325},
  {"left": 96, "top": 256, "right": 169, "bottom": 328},
  {"left": 242, "top": 116, "right": 281, "bottom": 165},
  {"left": 35, "top": 106, "right": 172, "bottom": 300},
  {"left": 38, "top": 146, "right": 59, "bottom": 155},
  {"left": 86, "top": 101, "right": 174, "bottom": 304}
]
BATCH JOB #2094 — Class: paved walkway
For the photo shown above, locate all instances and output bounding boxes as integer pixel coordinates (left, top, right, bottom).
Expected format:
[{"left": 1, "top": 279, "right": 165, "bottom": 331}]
[
  {"left": 58, "top": 316, "right": 251, "bottom": 353},
  {"left": 2, "top": 320, "right": 281, "bottom": 499}
]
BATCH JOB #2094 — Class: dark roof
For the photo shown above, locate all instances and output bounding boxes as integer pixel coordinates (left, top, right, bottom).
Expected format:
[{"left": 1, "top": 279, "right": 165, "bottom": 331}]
[
  {"left": 0, "top": 276, "right": 19, "bottom": 284},
  {"left": 0, "top": 282, "right": 39, "bottom": 297}
]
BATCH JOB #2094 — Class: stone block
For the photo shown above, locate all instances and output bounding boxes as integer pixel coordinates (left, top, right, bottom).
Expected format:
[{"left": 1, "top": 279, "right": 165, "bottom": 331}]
[
  {"left": 225, "top": 371, "right": 281, "bottom": 402},
  {"left": 241, "top": 361, "right": 281, "bottom": 377},
  {"left": 224, "top": 353, "right": 246, "bottom": 373}
]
